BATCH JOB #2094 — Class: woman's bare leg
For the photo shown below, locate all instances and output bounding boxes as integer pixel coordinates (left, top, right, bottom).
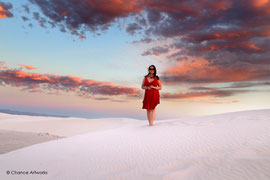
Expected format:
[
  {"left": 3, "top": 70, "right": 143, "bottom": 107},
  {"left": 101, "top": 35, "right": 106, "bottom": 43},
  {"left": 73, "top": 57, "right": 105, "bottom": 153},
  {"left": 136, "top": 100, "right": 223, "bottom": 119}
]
[
  {"left": 147, "top": 109, "right": 153, "bottom": 126},
  {"left": 147, "top": 109, "right": 151, "bottom": 124},
  {"left": 149, "top": 109, "right": 154, "bottom": 126},
  {"left": 152, "top": 108, "right": 156, "bottom": 122},
  {"left": 149, "top": 108, "right": 156, "bottom": 125}
]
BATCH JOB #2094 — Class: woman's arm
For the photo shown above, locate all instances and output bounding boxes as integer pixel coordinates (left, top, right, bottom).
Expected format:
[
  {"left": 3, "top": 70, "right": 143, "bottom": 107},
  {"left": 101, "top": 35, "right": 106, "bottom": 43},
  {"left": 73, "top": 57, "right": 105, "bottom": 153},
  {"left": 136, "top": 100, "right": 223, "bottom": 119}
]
[
  {"left": 153, "top": 79, "right": 162, "bottom": 90},
  {"left": 141, "top": 78, "right": 149, "bottom": 90}
]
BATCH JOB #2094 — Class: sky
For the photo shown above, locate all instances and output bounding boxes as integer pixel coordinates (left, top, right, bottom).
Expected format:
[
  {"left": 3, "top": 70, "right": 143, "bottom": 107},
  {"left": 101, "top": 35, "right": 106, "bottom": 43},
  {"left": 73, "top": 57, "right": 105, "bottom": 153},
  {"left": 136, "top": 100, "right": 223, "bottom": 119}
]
[{"left": 0, "top": 0, "right": 269, "bottom": 120}]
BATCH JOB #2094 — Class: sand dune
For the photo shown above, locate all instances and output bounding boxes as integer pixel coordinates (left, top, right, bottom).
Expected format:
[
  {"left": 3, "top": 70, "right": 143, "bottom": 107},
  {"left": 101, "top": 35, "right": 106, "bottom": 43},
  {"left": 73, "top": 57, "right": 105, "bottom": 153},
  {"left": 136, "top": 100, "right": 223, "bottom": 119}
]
[
  {"left": 0, "top": 113, "right": 141, "bottom": 137},
  {"left": 0, "top": 109, "right": 270, "bottom": 180},
  {"left": 0, "top": 113, "right": 142, "bottom": 154},
  {"left": 0, "top": 129, "right": 64, "bottom": 154}
]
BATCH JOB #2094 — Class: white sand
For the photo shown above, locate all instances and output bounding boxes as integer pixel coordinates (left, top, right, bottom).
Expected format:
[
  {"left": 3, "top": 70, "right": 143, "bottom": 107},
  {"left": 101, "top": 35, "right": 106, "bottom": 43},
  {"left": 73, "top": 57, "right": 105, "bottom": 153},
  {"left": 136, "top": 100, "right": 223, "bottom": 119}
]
[
  {"left": 0, "top": 113, "right": 142, "bottom": 154},
  {"left": 0, "top": 109, "right": 270, "bottom": 180},
  {"left": 0, "top": 113, "right": 141, "bottom": 137},
  {"left": 0, "top": 129, "right": 64, "bottom": 154}
]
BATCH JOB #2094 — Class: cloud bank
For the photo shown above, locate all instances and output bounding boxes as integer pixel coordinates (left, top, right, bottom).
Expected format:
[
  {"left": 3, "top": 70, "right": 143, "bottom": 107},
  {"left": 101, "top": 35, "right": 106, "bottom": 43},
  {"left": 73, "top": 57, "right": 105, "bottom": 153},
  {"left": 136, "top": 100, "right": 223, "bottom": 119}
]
[
  {"left": 0, "top": 62, "right": 141, "bottom": 101},
  {"left": 3, "top": 0, "right": 270, "bottom": 102}
]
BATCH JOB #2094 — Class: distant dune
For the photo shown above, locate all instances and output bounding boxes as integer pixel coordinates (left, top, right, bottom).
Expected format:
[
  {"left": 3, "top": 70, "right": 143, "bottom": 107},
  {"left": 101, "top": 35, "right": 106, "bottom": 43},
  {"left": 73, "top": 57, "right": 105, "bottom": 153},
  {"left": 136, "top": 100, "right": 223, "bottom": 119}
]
[
  {"left": 0, "top": 109, "right": 270, "bottom": 180},
  {"left": 0, "top": 109, "right": 70, "bottom": 118},
  {"left": 0, "top": 129, "right": 64, "bottom": 154}
]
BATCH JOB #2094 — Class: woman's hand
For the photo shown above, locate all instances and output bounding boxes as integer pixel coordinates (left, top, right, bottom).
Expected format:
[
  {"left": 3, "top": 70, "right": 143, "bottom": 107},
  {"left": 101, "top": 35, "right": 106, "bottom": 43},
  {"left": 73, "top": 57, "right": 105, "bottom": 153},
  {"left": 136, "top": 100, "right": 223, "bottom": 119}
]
[{"left": 149, "top": 85, "right": 155, "bottom": 89}]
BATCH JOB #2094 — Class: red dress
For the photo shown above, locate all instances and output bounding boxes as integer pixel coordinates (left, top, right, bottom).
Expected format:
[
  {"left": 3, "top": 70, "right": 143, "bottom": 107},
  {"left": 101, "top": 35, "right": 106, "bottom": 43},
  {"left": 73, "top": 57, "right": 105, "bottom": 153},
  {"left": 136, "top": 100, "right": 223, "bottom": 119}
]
[{"left": 142, "top": 76, "right": 160, "bottom": 109}]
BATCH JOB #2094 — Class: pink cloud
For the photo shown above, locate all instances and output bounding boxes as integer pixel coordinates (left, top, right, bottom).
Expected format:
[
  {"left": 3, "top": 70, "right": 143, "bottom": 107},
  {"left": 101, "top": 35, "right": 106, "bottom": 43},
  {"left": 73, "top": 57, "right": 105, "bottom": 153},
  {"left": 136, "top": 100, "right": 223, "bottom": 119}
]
[
  {"left": 0, "top": 66, "right": 141, "bottom": 100},
  {"left": 18, "top": 64, "right": 37, "bottom": 70}
]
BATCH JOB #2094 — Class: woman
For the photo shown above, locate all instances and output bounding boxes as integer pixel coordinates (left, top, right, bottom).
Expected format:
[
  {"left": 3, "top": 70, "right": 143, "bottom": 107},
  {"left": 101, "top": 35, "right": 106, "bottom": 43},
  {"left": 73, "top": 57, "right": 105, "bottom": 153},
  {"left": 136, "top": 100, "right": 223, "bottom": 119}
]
[{"left": 141, "top": 65, "right": 162, "bottom": 126}]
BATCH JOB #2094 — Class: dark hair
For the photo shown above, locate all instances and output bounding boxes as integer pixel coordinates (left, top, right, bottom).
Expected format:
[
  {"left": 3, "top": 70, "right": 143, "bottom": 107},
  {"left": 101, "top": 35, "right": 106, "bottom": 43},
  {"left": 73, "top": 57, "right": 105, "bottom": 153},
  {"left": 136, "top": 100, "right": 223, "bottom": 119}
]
[{"left": 144, "top": 65, "right": 159, "bottom": 79}]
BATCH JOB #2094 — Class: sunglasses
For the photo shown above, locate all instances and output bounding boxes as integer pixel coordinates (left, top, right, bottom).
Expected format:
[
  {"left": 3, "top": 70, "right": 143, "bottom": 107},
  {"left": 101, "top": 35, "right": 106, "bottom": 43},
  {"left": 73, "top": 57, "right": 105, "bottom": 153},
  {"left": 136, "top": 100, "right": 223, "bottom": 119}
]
[{"left": 149, "top": 68, "right": 154, "bottom": 70}]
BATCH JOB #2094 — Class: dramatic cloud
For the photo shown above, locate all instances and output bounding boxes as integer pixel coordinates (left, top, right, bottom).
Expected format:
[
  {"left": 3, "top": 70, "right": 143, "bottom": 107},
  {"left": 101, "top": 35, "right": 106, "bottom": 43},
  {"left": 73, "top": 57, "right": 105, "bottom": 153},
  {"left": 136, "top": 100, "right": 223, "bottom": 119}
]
[
  {"left": 0, "top": 64, "right": 141, "bottom": 100},
  {"left": 161, "top": 88, "right": 248, "bottom": 100},
  {"left": 132, "top": 0, "right": 270, "bottom": 88},
  {"left": 0, "top": 1, "right": 13, "bottom": 18},
  {"left": 226, "top": 81, "right": 270, "bottom": 88},
  {"left": 1, "top": 61, "right": 262, "bottom": 101},
  {"left": 126, "top": 22, "right": 142, "bottom": 35},
  {"left": 3, "top": 0, "right": 269, "bottom": 101},
  {"left": 0, "top": 61, "right": 8, "bottom": 69},
  {"left": 18, "top": 0, "right": 270, "bottom": 63},
  {"left": 20, "top": 0, "right": 144, "bottom": 38},
  {"left": 141, "top": 45, "right": 170, "bottom": 56},
  {"left": 18, "top": 64, "right": 37, "bottom": 70},
  {"left": 161, "top": 58, "right": 270, "bottom": 84}
]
